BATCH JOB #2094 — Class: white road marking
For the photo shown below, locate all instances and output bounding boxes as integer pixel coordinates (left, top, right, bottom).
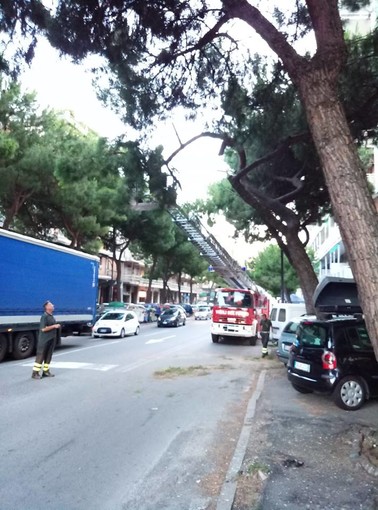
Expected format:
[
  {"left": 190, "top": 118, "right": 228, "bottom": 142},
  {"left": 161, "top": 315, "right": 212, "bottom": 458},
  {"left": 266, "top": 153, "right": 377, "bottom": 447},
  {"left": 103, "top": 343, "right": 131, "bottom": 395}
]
[
  {"left": 145, "top": 335, "right": 175, "bottom": 344},
  {"left": 12, "top": 340, "right": 122, "bottom": 366},
  {"left": 22, "top": 361, "right": 118, "bottom": 371}
]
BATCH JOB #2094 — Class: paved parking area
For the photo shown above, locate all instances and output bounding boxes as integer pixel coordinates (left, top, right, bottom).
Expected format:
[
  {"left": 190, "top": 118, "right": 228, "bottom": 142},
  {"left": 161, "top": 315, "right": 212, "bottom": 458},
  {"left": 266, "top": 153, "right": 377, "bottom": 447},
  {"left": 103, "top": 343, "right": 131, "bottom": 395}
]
[{"left": 233, "top": 359, "right": 378, "bottom": 510}]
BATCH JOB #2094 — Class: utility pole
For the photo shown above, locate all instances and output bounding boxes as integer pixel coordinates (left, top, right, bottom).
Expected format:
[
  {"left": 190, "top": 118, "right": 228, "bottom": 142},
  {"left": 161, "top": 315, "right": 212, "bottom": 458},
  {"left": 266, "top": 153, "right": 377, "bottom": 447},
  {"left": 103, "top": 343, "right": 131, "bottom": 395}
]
[{"left": 280, "top": 249, "right": 285, "bottom": 303}]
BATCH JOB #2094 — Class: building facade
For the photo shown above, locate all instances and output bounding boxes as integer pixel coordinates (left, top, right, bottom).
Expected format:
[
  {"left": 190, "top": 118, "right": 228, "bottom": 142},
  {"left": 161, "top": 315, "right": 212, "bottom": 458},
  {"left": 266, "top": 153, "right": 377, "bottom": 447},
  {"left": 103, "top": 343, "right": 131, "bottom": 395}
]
[{"left": 97, "top": 249, "right": 202, "bottom": 305}]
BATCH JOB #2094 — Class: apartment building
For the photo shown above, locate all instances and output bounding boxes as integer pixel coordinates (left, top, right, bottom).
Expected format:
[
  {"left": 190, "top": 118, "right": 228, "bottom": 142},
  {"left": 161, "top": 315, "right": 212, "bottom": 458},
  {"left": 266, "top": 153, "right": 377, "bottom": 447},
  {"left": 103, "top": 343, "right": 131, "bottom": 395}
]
[{"left": 97, "top": 249, "right": 201, "bottom": 305}]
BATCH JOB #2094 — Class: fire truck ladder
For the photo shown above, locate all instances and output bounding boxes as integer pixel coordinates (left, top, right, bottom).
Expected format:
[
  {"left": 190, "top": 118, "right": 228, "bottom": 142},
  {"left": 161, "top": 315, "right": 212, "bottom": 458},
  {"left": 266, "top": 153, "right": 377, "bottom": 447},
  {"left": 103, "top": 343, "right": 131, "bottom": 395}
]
[{"left": 170, "top": 207, "right": 256, "bottom": 290}]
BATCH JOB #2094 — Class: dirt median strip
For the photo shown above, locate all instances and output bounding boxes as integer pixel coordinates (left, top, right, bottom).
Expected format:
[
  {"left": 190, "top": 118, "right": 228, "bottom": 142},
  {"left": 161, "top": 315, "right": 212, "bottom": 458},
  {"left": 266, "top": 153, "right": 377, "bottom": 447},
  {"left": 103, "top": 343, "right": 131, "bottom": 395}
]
[{"left": 216, "top": 369, "right": 266, "bottom": 510}]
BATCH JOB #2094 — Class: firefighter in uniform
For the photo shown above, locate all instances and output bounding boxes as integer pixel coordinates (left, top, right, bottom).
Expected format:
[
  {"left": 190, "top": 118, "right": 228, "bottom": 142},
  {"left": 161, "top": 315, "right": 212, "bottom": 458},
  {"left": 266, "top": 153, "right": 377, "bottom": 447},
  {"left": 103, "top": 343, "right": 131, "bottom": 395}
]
[
  {"left": 260, "top": 313, "right": 272, "bottom": 358},
  {"left": 31, "top": 301, "right": 61, "bottom": 379}
]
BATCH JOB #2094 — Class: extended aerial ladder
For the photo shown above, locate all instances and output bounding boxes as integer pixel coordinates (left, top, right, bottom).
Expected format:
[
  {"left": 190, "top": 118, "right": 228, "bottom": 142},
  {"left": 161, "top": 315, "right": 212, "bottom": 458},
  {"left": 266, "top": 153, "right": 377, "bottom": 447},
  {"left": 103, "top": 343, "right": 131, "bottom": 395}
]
[{"left": 169, "top": 206, "right": 257, "bottom": 290}]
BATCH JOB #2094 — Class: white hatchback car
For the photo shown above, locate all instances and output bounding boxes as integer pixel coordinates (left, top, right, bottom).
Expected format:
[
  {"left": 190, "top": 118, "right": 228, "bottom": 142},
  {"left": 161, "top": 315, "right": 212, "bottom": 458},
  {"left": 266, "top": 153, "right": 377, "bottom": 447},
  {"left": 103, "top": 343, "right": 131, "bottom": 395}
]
[
  {"left": 194, "top": 305, "right": 212, "bottom": 320},
  {"left": 93, "top": 310, "right": 140, "bottom": 338}
]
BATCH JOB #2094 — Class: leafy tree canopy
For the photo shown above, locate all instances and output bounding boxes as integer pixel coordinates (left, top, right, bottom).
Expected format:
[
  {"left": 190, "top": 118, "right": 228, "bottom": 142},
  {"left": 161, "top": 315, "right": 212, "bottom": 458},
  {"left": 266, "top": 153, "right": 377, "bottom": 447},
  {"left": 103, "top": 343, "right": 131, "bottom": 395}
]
[{"left": 248, "top": 244, "right": 315, "bottom": 300}]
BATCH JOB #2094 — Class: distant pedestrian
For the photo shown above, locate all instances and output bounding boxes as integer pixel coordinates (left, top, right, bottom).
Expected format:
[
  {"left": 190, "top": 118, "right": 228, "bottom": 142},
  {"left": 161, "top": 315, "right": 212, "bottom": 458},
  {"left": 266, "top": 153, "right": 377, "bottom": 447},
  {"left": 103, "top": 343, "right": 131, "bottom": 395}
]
[
  {"left": 260, "top": 313, "right": 272, "bottom": 358},
  {"left": 31, "top": 301, "right": 61, "bottom": 379}
]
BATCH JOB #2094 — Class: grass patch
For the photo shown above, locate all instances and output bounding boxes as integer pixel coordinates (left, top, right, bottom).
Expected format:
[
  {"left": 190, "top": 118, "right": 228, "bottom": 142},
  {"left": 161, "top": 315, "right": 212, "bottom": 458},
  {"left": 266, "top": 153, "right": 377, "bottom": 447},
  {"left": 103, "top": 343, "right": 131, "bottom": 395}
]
[
  {"left": 245, "top": 460, "right": 270, "bottom": 476},
  {"left": 154, "top": 364, "right": 233, "bottom": 379},
  {"left": 154, "top": 365, "right": 209, "bottom": 378}
]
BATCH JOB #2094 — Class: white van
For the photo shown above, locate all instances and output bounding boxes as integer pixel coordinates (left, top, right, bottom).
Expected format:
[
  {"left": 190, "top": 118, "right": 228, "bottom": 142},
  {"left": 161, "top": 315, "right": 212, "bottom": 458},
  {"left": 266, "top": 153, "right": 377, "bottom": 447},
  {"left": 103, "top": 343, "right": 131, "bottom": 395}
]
[{"left": 269, "top": 303, "right": 306, "bottom": 342}]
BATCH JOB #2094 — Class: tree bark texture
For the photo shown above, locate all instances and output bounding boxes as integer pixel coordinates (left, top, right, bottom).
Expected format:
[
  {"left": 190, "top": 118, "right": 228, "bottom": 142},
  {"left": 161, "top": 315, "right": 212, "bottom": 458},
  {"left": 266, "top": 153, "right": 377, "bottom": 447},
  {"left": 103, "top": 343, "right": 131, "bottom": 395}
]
[
  {"left": 299, "top": 73, "right": 378, "bottom": 360},
  {"left": 230, "top": 175, "right": 319, "bottom": 314},
  {"left": 231, "top": 0, "right": 378, "bottom": 358},
  {"left": 284, "top": 229, "right": 318, "bottom": 315}
]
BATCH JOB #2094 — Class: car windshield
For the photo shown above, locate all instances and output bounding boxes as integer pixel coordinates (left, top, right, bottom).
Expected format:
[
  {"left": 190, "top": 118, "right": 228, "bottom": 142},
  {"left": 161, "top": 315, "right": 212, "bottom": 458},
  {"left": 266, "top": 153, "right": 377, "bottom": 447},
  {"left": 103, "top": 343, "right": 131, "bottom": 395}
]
[
  {"left": 101, "top": 312, "right": 125, "bottom": 321},
  {"left": 215, "top": 291, "right": 252, "bottom": 308},
  {"left": 297, "top": 322, "right": 328, "bottom": 347}
]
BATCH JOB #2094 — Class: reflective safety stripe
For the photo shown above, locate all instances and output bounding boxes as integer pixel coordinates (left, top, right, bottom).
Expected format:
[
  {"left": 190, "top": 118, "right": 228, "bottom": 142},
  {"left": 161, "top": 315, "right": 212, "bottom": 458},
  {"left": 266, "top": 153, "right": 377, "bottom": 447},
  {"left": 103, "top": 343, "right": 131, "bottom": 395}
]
[
  {"left": 261, "top": 347, "right": 268, "bottom": 353},
  {"left": 43, "top": 364, "right": 50, "bottom": 371},
  {"left": 33, "top": 363, "right": 42, "bottom": 371}
]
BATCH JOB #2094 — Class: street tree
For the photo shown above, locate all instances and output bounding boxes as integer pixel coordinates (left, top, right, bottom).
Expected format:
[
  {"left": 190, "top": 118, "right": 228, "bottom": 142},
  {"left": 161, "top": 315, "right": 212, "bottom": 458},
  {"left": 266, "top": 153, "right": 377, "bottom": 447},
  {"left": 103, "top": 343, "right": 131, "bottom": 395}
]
[
  {"left": 0, "top": 80, "right": 58, "bottom": 229},
  {"left": 4, "top": 1, "right": 378, "bottom": 357},
  {"left": 130, "top": 210, "right": 177, "bottom": 303},
  {"left": 249, "top": 244, "right": 313, "bottom": 301},
  {"left": 102, "top": 142, "right": 177, "bottom": 300},
  {"left": 194, "top": 29, "right": 378, "bottom": 313}
]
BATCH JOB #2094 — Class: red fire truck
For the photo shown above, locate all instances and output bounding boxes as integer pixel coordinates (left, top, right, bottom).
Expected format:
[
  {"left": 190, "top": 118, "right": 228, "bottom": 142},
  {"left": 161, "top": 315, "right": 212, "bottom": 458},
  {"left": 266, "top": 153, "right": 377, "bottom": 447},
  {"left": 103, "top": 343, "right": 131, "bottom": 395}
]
[{"left": 211, "top": 287, "right": 270, "bottom": 345}]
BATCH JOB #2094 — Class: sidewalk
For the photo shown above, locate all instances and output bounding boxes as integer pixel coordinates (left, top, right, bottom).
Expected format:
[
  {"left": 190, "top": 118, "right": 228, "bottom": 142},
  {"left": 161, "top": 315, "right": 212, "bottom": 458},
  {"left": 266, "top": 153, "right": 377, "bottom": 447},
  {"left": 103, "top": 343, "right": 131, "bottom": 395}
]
[{"left": 232, "top": 356, "right": 378, "bottom": 510}]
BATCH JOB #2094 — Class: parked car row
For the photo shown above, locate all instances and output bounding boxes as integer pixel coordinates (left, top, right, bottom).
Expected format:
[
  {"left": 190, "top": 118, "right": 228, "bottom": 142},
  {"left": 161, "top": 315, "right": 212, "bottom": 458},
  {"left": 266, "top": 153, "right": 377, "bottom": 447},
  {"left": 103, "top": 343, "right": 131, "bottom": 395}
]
[
  {"left": 92, "top": 302, "right": 205, "bottom": 335},
  {"left": 275, "top": 278, "right": 378, "bottom": 411}
]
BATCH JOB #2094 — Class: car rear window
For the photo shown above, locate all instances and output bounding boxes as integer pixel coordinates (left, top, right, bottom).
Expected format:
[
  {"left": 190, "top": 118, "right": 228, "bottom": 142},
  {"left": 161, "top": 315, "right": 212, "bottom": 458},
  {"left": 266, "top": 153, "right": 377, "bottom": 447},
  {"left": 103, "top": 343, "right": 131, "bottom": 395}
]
[
  {"left": 283, "top": 321, "right": 299, "bottom": 334},
  {"left": 297, "top": 322, "right": 328, "bottom": 347}
]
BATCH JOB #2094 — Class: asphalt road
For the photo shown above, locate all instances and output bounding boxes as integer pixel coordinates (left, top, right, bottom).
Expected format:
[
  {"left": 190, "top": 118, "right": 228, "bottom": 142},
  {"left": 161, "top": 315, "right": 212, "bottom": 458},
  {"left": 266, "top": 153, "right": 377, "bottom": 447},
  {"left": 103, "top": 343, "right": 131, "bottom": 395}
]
[{"left": 0, "top": 319, "right": 260, "bottom": 510}]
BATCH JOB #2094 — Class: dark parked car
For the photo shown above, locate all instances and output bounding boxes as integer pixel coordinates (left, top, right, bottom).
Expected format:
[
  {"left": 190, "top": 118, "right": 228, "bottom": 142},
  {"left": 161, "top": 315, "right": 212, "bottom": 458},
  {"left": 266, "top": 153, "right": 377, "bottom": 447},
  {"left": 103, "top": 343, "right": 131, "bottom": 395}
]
[
  {"left": 157, "top": 306, "right": 186, "bottom": 327},
  {"left": 287, "top": 317, "right": 378, "bottom": 410},
  {"left": 180, "top": 303, "right": 193, "bottom": 316}
]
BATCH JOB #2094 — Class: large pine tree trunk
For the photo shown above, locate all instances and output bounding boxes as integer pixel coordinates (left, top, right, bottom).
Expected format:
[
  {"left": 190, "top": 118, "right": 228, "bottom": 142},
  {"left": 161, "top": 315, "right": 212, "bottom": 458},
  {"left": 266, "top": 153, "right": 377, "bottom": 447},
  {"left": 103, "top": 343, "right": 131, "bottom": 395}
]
[
  {"left": 300, "top": 74, "right": 378, "bottom": 359},
  {"left": 282, "top": 231, "right": 318, "bottom": 315}
]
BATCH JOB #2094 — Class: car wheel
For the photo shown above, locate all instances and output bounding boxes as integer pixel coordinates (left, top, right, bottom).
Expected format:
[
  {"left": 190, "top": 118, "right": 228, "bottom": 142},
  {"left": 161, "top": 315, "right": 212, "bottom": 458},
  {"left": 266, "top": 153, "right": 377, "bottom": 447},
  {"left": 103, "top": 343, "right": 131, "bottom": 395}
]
[
  {"left": 183, "top": 319, "right": 186, "bottom": 326},
  {"left": 333, "top": 376, "right": 366, "bottom": 411},
  {"left": 134, "top": 326, "right": 140, "bottom": 336},
  {"left": 249, "top": 336, "right": 257, "bottom": 346},
  {"left": 291, "top": 383, "right": 313, "bottom": 394},
  {"left": 211, "top": 334, "right": 219, "bottom": 343},
  {"left": 120, "top": 329, "right": 125, "bottom": 338}
]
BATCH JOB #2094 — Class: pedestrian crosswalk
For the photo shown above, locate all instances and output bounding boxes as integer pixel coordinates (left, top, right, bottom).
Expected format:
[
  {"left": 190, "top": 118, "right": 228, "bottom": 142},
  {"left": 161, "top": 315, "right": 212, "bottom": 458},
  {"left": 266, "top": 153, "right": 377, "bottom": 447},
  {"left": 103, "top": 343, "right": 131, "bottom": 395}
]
[
  {"left": 22, "top": 361, "right": 118, "bottom": 372},
  {"left": 21, "top": 333, "right": 188, "bottom": 374}
]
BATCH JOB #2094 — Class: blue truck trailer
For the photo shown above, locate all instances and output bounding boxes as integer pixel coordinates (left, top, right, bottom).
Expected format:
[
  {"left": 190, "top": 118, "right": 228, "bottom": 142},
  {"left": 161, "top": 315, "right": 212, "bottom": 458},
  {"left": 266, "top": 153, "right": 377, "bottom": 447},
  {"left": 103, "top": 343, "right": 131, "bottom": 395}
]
[{"left": 0, "top": 228, "right": 99, "bottom": 362}]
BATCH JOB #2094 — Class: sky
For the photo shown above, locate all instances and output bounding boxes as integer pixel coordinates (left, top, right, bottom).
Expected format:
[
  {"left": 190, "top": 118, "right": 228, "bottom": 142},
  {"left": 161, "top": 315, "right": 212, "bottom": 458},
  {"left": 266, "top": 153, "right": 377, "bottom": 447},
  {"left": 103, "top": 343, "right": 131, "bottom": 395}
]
[
  {"left": 20, "top": 36, "right": 265, "bottom": 264},
  {"left": 20, "top": 40, "right": 229, "bottom": 204}
]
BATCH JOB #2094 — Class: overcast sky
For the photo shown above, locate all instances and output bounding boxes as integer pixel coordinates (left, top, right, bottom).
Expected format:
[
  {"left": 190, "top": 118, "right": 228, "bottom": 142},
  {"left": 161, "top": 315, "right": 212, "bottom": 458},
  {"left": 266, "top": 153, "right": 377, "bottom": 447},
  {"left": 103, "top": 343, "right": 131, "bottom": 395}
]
[{"left": 20, "top": 35, "right": 265, "bottom": 263}]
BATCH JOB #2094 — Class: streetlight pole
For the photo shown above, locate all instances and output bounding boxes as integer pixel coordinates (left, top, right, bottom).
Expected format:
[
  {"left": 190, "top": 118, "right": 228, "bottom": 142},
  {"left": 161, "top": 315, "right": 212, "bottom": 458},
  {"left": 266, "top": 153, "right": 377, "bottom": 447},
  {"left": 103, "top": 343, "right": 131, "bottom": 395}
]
[{"left": 280, "top": 249, "right": 285, "bottom": 303}]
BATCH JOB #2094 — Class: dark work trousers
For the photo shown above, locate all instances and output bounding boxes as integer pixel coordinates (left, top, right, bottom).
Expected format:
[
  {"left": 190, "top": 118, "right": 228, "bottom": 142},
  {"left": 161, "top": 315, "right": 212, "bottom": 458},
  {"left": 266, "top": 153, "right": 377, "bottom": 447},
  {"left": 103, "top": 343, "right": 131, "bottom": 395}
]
[
  {"left": 35, "top": 338, "right": 56, "bottom": 366},
  {"left": 261, "top": 331, "right": 269, "bottom": 356}
]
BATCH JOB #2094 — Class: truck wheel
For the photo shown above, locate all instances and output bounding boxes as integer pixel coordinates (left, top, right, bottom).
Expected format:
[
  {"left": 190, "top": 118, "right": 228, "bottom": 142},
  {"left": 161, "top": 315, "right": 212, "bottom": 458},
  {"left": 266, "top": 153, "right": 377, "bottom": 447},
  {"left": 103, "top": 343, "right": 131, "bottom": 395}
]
[
  {"left": 211, "top": 334, "right": 219, "bottom": 343},
  {"left": 0, "top": 334, "right": 7, "bottom": 362},
  {"left": 13, "top": 332, "right": 36, "bottom": 360},
  {"left": 249, "top": 336, "right": 257, "bottom": 346}
]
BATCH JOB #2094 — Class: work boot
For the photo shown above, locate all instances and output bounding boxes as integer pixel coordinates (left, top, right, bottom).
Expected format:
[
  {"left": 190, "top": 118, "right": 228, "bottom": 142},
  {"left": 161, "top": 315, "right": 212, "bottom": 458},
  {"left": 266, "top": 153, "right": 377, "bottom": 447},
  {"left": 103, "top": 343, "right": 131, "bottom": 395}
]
[
  {"left": 31, "top": 372, "right": 41, "bottom": 380},
  {"left": 42, "top": 371, "right": 55, "bottom": 378}
]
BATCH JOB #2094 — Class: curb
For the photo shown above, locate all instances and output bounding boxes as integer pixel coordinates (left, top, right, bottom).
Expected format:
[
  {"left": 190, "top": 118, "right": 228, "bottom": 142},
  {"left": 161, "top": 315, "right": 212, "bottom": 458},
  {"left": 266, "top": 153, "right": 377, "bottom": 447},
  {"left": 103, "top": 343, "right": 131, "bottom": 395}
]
[{"left": 216, "top": 369, "right": 266, "bottom": 510}]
